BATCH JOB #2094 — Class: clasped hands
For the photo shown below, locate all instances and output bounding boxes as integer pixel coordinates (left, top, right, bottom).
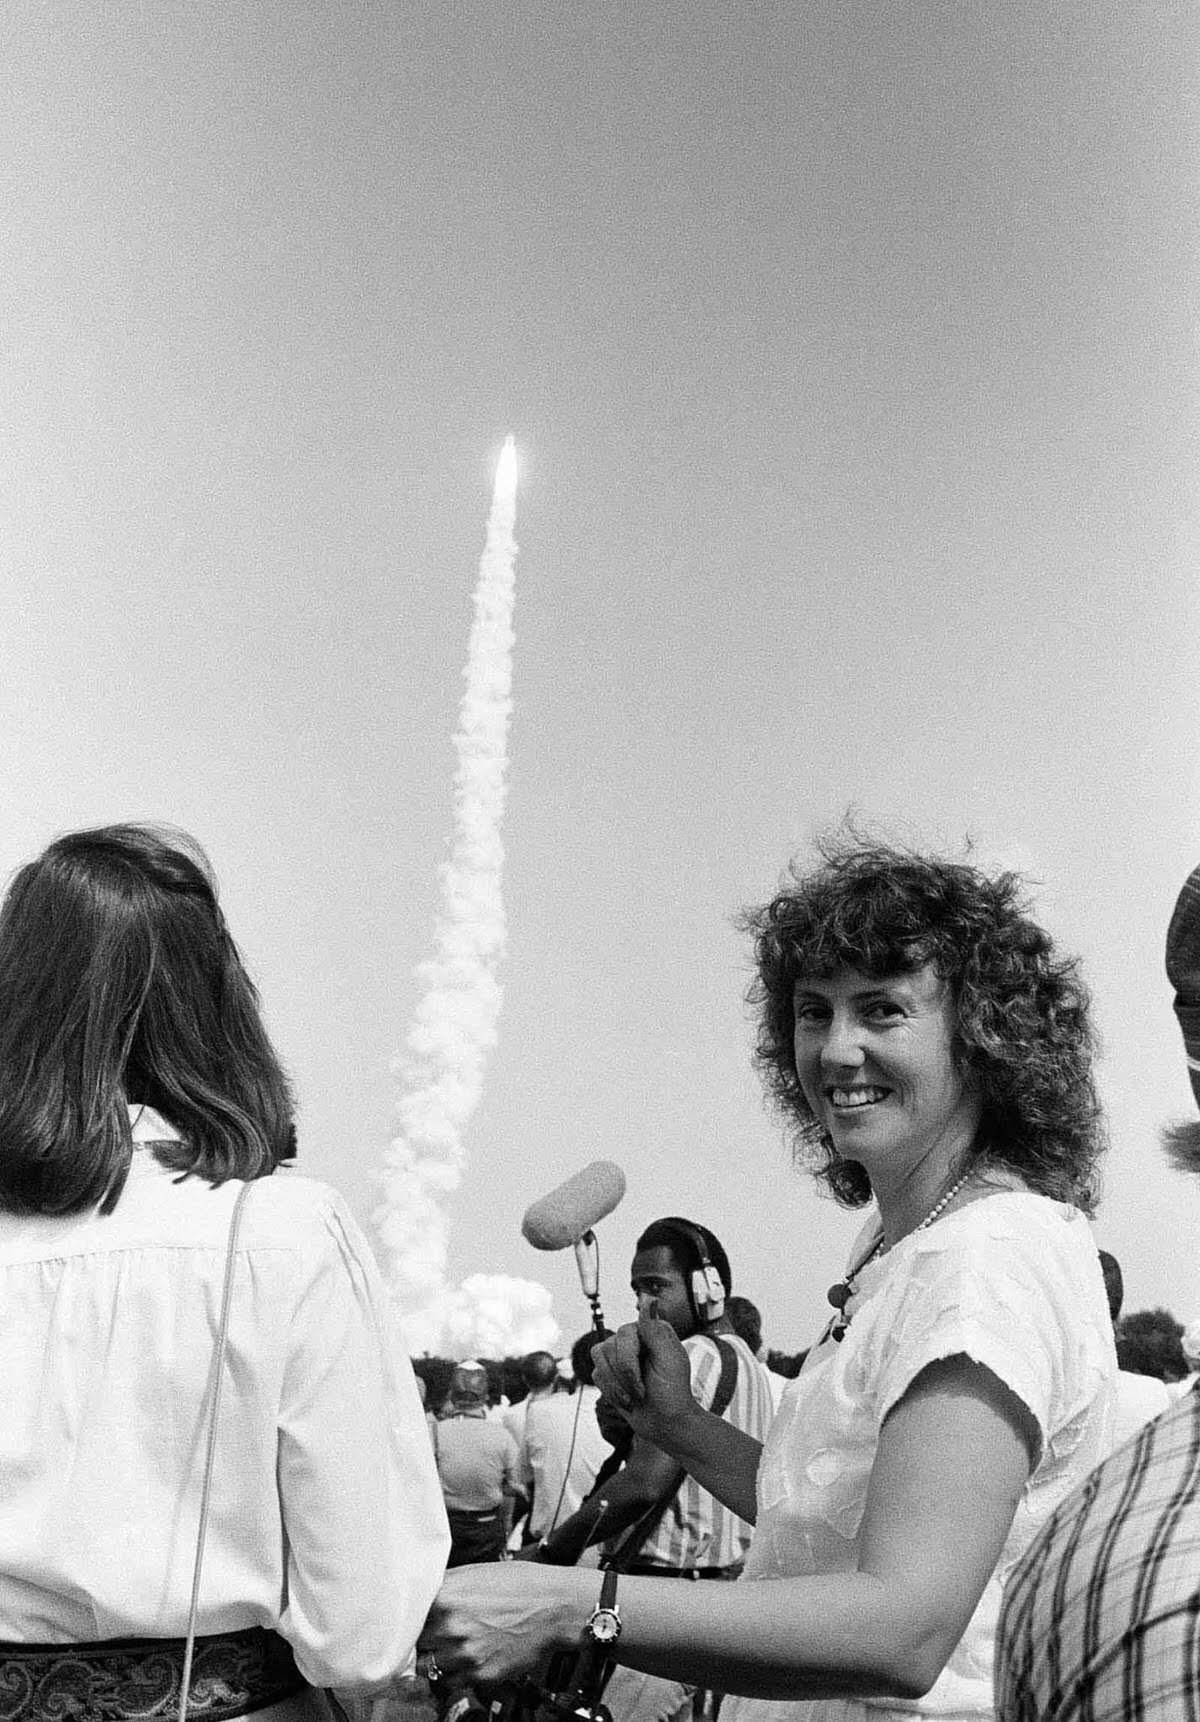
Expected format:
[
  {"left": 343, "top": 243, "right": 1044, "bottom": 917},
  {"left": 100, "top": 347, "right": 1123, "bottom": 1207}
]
[
  {"left": 420, "top": 1309, "right": 692, "bottom": 1684},
  {"left": 590, "top": 1303, "right": 695, "bottom": 1442}
]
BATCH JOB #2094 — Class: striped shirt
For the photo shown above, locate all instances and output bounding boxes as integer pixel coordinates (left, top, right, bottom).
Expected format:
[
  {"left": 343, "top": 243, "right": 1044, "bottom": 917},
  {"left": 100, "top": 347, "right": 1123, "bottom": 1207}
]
[
  {"left": 996, "top": 1382, "right": 1200, "bottom": 1721},
  {"left": 637, "top": 1331, "right": 776, "bottom": 1571}
]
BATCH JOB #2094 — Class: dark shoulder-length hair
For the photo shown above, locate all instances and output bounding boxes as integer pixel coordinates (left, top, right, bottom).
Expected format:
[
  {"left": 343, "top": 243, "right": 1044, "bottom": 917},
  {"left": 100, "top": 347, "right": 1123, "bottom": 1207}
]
[
  {"left": 0, "top": 823, "right": 295, "bottom": 1215},
  {"left": 738, "top": 835, "right": 1104, "bottom": 1213}
]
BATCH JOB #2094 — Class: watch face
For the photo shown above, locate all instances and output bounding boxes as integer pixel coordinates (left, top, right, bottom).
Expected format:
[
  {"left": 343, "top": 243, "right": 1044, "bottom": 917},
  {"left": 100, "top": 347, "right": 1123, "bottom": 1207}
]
[{"left": 589, "top": 1607, "right": 621, "bottom": 1644}]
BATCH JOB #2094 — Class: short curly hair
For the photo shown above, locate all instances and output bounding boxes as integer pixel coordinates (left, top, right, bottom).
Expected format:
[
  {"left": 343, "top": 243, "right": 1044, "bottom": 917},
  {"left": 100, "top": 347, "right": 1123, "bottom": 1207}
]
[{"left": 739, "top": 836, "right": 1104, "bottom": 1212}]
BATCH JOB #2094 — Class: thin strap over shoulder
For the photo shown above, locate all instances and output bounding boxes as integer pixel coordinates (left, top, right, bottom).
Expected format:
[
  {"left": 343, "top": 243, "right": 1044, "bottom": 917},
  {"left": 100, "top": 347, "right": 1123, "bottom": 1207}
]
[
  {"left": 707, "top": 1336, "right": 740, "bottom": 1422},
  {"left": 178, "top": 1181, "right": 254, "bottom": 1722}
]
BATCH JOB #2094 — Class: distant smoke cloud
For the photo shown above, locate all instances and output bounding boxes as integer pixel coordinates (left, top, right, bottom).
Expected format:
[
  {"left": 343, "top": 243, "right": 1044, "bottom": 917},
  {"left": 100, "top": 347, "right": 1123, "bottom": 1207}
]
[
  {"left": 442, "top": 1275, "right": 560, "bottom": 1361},
  {"left": 374, "top": 439, "right": 560, "bottom": 1359}
]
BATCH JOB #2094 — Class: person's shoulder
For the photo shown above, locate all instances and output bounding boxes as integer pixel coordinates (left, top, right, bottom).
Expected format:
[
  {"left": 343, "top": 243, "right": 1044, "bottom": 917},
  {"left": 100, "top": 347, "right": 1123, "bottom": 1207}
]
[
  {"left": 723, "top": 1332, "right": 778, "bottom": 1393},
  {"left": 681, "top": 1330, "right": 727, "bottom": 1372},
  {"left": 237, "top": 1170, "right": 364, "bottom": 1250},
  {"left": 869, "top": 1190, "right": 1107, "bottom": 1358},
  {"left": 241, "top": 1168, "right": 349, "bottom": 1219},
  {"left": 710, "top": 1331, "right": 763, "bottom": 1367},
  {"left": 683, "top": 1329, "right": 748, "bottom": 1357},
  {"left": 685, "top": 1329, "right": 765, "bottom": 1388},
  {"left": 487, "top": 1416, "right": 520, "bottom": 1453},
  {"left": 524, "top": 1392, "right": 561, "bottom": 1426},
  {"left": 917, "top": 1188, "right": 1092, "bottom": 1264},
  {"left": 902, "top": 1191, "right": 1104, "bottom": 1321},
  {"left": 956, "top": 1185, "right": 1082, "bottom": 1228}
]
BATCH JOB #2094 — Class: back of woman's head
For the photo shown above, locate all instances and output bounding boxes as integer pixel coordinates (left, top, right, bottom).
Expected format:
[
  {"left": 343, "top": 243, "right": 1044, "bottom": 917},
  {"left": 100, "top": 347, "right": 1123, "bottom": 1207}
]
[
  {"left": 0, "top": 824, "right": 294, "bottom": 1215},
  {"left": 740, "top": 832, "right": 1104, "bottom": 1212}
]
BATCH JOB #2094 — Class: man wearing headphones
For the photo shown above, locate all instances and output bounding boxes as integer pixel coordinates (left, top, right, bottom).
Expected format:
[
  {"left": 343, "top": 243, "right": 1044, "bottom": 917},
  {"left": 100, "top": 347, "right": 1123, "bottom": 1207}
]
[{"left": 532, "top": 1216, "right": 776, "bottom": 1722}]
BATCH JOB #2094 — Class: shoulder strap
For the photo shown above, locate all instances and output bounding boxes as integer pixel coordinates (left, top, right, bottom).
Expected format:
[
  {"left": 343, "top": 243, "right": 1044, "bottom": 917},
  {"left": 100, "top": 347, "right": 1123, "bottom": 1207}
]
[
  {"left": 178, "top": 1181, "right": 253, "bottom": 1722},
  {"left": 706, "top": 1336, "right": 739, "bottom": 1422}
]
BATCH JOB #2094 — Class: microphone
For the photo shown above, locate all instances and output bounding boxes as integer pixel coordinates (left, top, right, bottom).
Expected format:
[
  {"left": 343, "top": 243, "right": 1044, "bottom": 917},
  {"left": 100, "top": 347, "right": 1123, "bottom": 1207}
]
[
  {"left": 521, "top": 1160, "right": 626, "bottom": 1331},
  {"left": 521, "top": 1160, "right": 626, "bottom": 1250}
]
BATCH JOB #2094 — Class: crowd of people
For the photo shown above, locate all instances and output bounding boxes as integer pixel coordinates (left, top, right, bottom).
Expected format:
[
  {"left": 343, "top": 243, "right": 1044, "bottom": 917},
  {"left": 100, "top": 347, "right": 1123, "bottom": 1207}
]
[{"left": 0, "top": 821, "right": 1197, "bottom": 1722}]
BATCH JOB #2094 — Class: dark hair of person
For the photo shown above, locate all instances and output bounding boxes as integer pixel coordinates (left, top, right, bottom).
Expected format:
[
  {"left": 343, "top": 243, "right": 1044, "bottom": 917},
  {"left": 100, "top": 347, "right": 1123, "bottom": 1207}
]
[
  {"left": 1163, "top": 1117, "right": 1200, "bottom": 1176},
  {"left": 1116, "top": 1308, "right": 1189, "bottom": 1383},
  {"left": 450, "top": 1363, "right": 490, "bottom": 1406},
  {"left": 570, "top": 1328, "right": 612, "bottom": 1388},
  {"left": 636, "top": 1216, "right": 733, "bottom": 1301},
  {"left": 725, "top": 1294, "right": 764, "bottom": 1353},
  {"left": 520, "top": 1350, "right": 559, "bottom": 1393},
  {"left": 0, "top": 824, "right": 295, "bottom": 1216},
  {"left": 738, "top": 834, "right": 1104, "bottom": 1212},
  {"left": 1097, "top": 1250, "right": 1123, "bottom": 1325},
  {"left": 767, "top": 1347, "right": 808, "bottom": 1379}
]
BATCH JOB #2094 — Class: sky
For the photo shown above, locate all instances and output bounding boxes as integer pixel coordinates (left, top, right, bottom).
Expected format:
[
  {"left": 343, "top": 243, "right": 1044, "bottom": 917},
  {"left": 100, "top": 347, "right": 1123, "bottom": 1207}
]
[{"left": 2, "top": 1, "right": 1198, "bottom": 1353}]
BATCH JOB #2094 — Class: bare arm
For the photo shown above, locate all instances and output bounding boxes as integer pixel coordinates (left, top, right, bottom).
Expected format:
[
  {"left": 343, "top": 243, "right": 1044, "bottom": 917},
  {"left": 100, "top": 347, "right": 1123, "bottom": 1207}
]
[
  {"left": 638, "top": 1393, "right": 763, "bottom": 1526},
  {"left": 426, "top": 1354, "right": 1036, "bottom": 1702},
  {"left": 592, "top": 1315, "right": 763, "bottom": 1523},
  {"left": 536, "top": 1436, "right": 682, "bottom": 1565}
]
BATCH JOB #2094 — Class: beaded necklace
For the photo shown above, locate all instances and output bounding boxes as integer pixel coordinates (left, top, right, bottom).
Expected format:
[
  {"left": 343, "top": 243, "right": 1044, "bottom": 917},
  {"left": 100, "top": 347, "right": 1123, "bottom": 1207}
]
[{"left": 825, "top": 1170, "right": 972, "bottom": 1342}]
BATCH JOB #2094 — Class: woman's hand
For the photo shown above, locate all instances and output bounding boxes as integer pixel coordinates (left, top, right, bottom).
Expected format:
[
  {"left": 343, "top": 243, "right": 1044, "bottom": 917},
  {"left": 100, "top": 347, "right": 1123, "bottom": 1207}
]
[
  {"left": 421, "top": 1561, "right": 584, "bottom": 1685},
  {"left": 592, "top": 1310, "right": 696, "bottom": 1445}
]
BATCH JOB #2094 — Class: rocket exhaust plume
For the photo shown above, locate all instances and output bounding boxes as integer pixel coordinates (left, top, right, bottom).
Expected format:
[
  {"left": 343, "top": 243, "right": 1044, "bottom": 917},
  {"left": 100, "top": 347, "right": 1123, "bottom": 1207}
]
[{"left": 375, "top": 438, "right": 558, "bottom": 1357}]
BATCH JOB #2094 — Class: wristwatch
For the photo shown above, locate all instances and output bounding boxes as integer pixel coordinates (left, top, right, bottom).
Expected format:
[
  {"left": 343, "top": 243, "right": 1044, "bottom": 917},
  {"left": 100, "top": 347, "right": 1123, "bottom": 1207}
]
[{"left": 583, "top": 1567, "right": 621, "bottom": 1646}]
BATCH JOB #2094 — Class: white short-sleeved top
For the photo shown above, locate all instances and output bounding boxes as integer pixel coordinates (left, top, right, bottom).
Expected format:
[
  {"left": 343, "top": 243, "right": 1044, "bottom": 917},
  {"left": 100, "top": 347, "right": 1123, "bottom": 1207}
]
[
  {"left": 0, "top": 1108, "right": 450, "bottom": 1689},
  {"left": 725, "top": 1192, "right": 1116, "bottom": 1722}
]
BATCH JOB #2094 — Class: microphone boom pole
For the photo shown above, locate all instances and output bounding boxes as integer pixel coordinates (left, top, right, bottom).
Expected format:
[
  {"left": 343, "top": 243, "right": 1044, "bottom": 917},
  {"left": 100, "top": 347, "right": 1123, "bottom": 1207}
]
[{"left": 572, "top": 1230, "right": 607, "bottom": 1332}]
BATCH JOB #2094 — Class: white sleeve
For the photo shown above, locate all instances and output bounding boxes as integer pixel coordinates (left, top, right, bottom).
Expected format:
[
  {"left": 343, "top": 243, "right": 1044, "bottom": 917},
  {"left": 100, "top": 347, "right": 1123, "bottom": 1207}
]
[
  {"left": 276, "top": 1192, "right": 450, "bottom": 1688},
  {"left": 865, "top": 1209, "right": 1106, "bottom": 1469}
]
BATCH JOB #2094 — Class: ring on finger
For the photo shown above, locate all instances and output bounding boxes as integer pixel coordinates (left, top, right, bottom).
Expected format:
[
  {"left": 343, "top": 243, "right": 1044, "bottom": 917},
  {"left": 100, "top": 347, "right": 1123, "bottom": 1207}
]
[{"left": 418, "top": 1651, "right": 443, "bottom": 1684}]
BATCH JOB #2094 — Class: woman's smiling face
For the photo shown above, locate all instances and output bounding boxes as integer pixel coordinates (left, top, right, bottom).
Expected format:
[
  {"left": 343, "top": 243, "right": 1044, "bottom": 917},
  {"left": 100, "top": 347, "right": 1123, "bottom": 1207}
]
[{"left": 791, "top": 965, "right": 982, "bottom": 1185}]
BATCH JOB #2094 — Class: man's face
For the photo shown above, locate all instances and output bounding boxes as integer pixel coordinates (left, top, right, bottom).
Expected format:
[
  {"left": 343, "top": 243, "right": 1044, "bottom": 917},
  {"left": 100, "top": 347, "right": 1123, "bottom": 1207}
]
[{"left": 630, "top": 1244, "right": 697, "bottom": 1338}]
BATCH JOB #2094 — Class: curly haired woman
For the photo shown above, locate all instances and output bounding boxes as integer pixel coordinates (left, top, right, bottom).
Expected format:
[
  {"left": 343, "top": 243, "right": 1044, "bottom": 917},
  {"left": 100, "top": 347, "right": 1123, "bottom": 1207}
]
[{"left": 424, "top": 838, "right": 1117, "bottom": 1722}]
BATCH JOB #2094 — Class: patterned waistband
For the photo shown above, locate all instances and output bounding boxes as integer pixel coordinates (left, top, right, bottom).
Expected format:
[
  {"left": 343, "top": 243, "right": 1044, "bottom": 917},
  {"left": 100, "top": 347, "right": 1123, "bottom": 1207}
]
[{"left": 0, "top": 1626, "right": 305, "bottom": 1722}]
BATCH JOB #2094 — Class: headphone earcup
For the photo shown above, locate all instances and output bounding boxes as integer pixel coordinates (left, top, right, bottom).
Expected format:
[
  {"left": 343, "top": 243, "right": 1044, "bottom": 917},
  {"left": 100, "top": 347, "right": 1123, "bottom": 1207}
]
[
  {"left": 690, "top": 1264, "right": 725, "bottom": 1319},
  {"left": 702, "top": 1265, "right": 725, "bottom": 1319}
]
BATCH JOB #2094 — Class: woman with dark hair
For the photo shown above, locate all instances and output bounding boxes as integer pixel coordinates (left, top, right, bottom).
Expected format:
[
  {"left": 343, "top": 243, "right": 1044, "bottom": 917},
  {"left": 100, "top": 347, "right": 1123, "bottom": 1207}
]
[
  {"left": 0, "top": 825, "right": 448, "bottom": 1720},
  {"left": 423, "top": 839, "right": 1116, "bottom": 1722}
]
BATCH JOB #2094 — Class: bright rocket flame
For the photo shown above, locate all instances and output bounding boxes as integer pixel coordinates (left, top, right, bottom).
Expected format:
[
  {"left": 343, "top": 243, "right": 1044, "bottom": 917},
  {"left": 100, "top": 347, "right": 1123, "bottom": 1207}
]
[
  {"left": 495, "top": 435, "right": 518, "bottom": 504},
  {"left": 374, "top": 438, "right": 560, "bottom": 1359}
]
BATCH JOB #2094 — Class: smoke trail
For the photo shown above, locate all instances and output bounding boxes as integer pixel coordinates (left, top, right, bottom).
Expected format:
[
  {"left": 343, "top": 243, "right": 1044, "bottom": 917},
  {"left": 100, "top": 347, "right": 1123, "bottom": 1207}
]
[{"left": 375, "top": 439, "right": 558, "bottom": 1358}]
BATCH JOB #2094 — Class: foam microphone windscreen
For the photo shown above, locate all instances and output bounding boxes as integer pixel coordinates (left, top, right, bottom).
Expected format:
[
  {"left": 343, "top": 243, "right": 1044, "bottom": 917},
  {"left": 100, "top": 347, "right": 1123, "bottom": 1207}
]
[{"left": 521, "top": 1160, "right": 627, "bottom": 1250}]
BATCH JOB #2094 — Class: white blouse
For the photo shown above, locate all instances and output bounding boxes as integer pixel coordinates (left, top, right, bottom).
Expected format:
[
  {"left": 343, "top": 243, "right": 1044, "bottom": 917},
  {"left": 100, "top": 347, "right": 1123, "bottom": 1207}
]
[
  {"left": 724, "top": 1191, "right": 1116, "bottom": 1721},
  {"left": 0, "top": 1108, "right": 450, "bottom": 1689}
]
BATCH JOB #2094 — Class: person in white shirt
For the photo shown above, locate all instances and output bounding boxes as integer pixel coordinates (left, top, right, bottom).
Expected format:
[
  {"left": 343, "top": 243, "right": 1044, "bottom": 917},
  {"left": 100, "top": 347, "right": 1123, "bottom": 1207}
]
[
  {"left": 503, "top": 1350, "right": 560, "bottom": 1451},
  {"left": 423, "top": 840, "right": 1115, "bottom": 1722},
  {"left": 519, "top": 1333, "right": 611, "bottom": 1547},
  {"left": 0, "top": 823, "right": 449, "bottom": 1722},
  {"left": 503, "top": 1350, "right": 560, "bottom": 1545}
]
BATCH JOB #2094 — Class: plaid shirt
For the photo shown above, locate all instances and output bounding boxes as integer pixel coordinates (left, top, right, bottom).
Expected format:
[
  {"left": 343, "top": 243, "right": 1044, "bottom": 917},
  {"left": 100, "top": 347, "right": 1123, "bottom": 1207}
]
[{"left": 996, "top": 1383, "right": 1200, "bottom": 1721}]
